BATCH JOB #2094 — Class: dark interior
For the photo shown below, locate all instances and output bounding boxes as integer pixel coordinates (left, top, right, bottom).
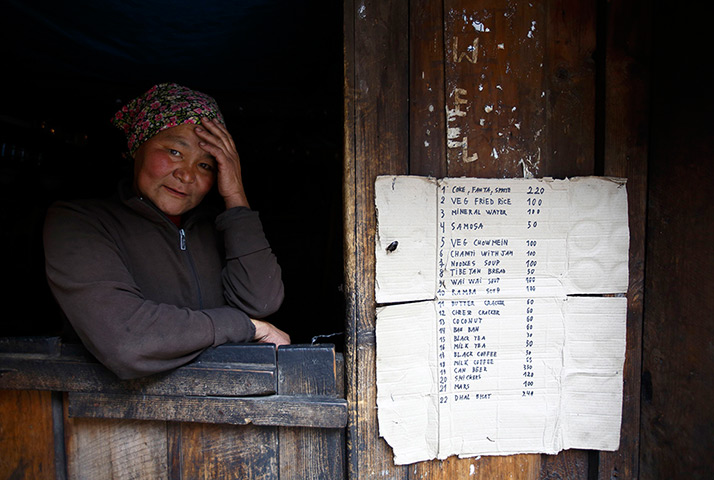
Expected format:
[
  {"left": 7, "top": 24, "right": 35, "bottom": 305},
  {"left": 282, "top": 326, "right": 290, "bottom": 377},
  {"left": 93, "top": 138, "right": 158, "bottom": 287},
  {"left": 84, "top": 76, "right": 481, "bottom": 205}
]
[{"left": 0, "top": 1, "right": 345, "bottom": 348}]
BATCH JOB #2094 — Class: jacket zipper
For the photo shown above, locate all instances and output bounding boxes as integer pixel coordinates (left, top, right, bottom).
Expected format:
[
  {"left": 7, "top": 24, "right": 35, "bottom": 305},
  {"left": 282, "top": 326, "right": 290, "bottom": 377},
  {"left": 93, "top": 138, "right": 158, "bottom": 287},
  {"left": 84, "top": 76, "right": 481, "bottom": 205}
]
[
  {"left": 177, "top": 227, "right": 204, "bottom": 308},
  {"left": 138, "top": 197, "right": 203, "bottom": 307},
  {"left": 179, "top": 228, "right": 187, "bottom": 251}
]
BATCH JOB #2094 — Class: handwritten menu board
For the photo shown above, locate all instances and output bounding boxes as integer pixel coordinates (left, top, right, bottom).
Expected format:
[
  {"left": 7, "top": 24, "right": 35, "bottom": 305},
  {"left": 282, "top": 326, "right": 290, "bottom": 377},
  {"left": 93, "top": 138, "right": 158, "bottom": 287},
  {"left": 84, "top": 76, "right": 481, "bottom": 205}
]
[{"left": 374, "top": 176, "right": 629, "bottom": 464}]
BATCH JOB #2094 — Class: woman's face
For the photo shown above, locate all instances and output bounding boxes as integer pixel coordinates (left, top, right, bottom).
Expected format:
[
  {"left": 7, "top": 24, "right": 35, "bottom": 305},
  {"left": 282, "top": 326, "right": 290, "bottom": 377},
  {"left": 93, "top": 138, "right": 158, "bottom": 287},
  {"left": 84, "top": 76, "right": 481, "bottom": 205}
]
[{"left": 133, "top": 124, "right": 216, "bottom": 216}]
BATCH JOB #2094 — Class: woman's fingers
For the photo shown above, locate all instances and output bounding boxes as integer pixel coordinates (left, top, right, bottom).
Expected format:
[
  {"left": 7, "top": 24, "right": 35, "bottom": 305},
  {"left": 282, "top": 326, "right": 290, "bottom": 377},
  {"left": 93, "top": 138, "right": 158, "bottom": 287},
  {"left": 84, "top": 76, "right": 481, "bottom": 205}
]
[
  {"left": 194, "top": 118, "right": 249, "bottom": 208},
  {"left": 251, "top": 319, "right": 291, "bottom": 346},
  {"left": 197, "top": 117, "right": 236, "bottom": 151}
]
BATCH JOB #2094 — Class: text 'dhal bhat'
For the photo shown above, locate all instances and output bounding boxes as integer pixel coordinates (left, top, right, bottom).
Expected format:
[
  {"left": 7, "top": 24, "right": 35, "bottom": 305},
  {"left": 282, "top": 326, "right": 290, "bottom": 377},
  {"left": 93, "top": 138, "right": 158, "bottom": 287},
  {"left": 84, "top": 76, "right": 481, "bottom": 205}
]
[{"left": 375, "top": 175, "right": 629, "bottom": 463}]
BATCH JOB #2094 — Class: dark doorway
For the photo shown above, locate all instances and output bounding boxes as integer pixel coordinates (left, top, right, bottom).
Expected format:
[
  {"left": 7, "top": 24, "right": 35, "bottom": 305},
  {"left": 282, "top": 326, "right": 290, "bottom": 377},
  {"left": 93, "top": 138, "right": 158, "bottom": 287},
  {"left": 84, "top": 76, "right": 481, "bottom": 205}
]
[{"left": 0, "top": 1, "right": 344, "bottom": 348}]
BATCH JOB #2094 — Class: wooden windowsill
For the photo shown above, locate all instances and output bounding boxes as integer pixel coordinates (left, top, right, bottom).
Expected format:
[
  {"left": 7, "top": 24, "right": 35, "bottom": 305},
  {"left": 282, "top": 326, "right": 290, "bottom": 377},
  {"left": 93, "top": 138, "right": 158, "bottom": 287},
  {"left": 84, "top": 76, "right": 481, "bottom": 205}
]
[{"left": 0, "top": 337, "right": 346, "bottom": 429}]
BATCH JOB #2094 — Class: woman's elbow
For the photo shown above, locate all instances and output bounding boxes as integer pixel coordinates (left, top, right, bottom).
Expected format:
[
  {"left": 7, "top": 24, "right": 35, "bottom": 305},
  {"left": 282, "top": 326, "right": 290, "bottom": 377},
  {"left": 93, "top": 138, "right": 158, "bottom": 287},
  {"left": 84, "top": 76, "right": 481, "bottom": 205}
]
[
  {"left": 248, "top": 284, "right": 285, "bottom": 318},
  {"left": 243, "top": 282, "right": 285, "bottom": 318},
  {"left": 97, "top": 345, "right": 151, "bottom": 380},
  {"left": 85, "top": 336, "right": 156, "bottom": 380}
]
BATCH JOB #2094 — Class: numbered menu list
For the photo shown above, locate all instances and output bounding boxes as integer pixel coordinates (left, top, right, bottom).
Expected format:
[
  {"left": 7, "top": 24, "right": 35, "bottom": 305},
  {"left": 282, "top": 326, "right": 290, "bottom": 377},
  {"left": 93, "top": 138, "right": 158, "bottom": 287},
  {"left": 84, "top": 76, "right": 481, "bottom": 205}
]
[
  {"left": 375, "top": 175, "right": 629, "bottom": 463},
  {"left": 435, "top": 178, "right": 568, "bottom": 455}
]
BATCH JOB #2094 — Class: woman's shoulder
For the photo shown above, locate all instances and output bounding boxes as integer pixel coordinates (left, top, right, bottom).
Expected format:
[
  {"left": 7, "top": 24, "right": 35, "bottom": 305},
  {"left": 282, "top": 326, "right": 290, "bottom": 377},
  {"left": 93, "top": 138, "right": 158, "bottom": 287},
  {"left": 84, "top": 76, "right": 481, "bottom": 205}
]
[{"left": 46, "top": 192, "right": 124, "bottom": 223}]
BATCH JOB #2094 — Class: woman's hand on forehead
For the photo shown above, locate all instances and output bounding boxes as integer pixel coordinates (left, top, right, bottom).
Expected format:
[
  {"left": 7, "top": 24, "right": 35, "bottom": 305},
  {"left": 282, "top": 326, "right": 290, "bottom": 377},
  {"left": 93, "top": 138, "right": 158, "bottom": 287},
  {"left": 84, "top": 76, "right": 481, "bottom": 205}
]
[{"left": 194, "top": 117, "right": 250, "bottom": 209}]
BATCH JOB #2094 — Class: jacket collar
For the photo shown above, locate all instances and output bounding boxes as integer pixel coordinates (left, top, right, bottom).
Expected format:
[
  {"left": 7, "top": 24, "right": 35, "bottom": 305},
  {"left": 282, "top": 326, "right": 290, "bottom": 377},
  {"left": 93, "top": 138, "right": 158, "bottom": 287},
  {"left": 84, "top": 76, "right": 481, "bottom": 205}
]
[{"left": 116, "top": 178, "right": 217, "bottom": 228}]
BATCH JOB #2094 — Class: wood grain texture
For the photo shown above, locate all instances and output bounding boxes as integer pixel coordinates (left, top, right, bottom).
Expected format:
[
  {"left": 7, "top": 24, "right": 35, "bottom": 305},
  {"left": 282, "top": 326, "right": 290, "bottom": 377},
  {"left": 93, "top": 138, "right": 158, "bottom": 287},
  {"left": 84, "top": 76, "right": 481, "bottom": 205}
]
[
  {"left": 178, "top": 422, "right": 278, "bottom": 480},
  {"left": 597, "top": 1, "right": 650, "bottom": 479},
  {"left": 435, "top": 1, "right": 556, "bottom": 477},
  {"left": 410, "top": 0, "right": 447, "bottom": 178},
  {"left": 0, "top": 341, "right": 277, "bottom": 397},
  {"left": 67, "top": 392, "right": 347, "bottom": 428},
  {"left": 278, "top": 346, "right": 345, "bottom": 480},
  {"left": 64, "top": 416, "right": 168, "bottom": 480},
  {"left": 411, "top": 454, "right": 542, "bottom": 480},
  {"left": 542, "top": 0, "right": 596, "bottom": 177},
  {"left": 638, "top": 3, "right": 714, "bottom": 479},
  {"left": 344, "top": 0, "right": 637, "bottom": 478},
  {"left": 344, "top": 0, "right": 411, "bottom": 478},
  {"left": 0, "top": 389, "right": 56, "bottom": 480},
  {"left": 278, "top": 345, "right": 340, "bottom": 397},
  {"left": 538, "top": 3, "right": 598, "bottom": 477},
  {"left": 343, "top": 3, "right": 360, "bottom": 474},
  {"left": 166, "top": 421, "right": 182, "bottom": 480},
  {"left": 444, "top": 0, "right": 546, "bottom": 178},
  {"left": 408, "top": 3, "right": 601, "bottom": 471}
]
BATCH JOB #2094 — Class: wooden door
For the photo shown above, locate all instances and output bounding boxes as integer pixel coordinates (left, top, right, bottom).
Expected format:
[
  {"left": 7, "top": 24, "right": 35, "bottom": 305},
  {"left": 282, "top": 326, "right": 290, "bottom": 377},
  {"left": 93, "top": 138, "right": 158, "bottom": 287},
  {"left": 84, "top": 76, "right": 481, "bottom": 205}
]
[
  {"left": 0, "top": 341, "right": 346, "bottom": 479},
  {"left": 343, "top": 0, "right": 649, "bottom": 478}
]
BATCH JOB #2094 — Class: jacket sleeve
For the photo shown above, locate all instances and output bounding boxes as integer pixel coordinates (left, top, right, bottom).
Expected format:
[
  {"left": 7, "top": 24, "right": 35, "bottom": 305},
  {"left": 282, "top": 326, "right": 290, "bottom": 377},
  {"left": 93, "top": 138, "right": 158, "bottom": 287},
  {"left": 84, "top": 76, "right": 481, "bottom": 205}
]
[
  {"left": 44, "top": 202, "right": 256, "bottom": 380},
  {"left": 215, "top": 207, "right": 285, "bottom": 318}
]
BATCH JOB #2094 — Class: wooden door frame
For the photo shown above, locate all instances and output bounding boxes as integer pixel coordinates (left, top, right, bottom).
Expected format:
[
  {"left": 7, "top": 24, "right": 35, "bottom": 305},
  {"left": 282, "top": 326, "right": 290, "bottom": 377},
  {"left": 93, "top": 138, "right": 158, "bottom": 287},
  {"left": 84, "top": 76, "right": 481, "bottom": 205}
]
[{"left": 342, "top": 0, "right": 649, "bottom": 478}]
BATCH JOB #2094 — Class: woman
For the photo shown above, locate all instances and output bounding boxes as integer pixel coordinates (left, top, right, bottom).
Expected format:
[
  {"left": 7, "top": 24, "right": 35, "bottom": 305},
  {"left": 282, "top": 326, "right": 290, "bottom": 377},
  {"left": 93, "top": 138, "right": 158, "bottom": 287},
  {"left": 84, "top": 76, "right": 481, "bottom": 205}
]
[{"left": 44, "top": 83, "right": 289, "bottom": 379}]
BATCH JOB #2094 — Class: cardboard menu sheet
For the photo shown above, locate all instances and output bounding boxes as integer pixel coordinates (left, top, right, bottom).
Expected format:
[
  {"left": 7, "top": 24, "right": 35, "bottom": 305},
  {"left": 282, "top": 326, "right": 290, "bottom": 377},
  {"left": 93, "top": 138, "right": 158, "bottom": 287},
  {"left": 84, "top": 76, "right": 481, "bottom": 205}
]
[{"left": 374, "top": 176, "right": 629, "bottom": 465}]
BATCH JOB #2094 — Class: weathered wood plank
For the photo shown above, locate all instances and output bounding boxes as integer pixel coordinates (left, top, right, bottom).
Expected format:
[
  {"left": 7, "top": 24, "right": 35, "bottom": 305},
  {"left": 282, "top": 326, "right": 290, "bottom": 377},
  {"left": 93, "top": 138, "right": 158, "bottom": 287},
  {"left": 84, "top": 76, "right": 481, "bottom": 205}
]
[
  {"left": 597, "top": 1, "right": 650, "bottom": 479},
  {"left": 636, "top": 3, "right": 714, "bottom": 479},
  {"left": 639, "top": 103, "right": 714, "bottom": 475},
  {"left": 539, "top": 451, "right": 590, "bottom": 480},
  {"left": 68, "top": 392, "right": 348, "bottom": 429},
  {"left": 51, "top": 392, "right": 68, "bottom": 480},
  {"left": 346, "top": 0, "right": 638, "bottom": 478},
  {"left": 0, "top": 336, "right": 61, "bottom": 354},
  {"left": 178, "top": 422, "right": 278, "bottom": 480},
  {"left": 538, "top": 0, "right": 598, "bottom": 476},
  {"left": 0, "top": 336, "right": 276, "bottom": 364},
  {"left": 166, "top": 421, "right": 182, "bottom": 480},
  {"left": 0, "top": 356, "right": 276, "bottom": 397},
  {"left": 0, "top": 389, "right": 56, "bottom": 480},
  {"left": 64, "top": 416, "right": 168, "bottom": 480},
  {"left": 444, "top": 0, "right": 547, "bottom": 178},
  {"left": 542, "top": 0, "right": 597, "bottom": 177},
  {"left": 410, "top": 0, "right": 447, "bottom": 178},
  {"left": 278, "top": 345, "right": 340, "bottom": 397},
  {"left": 278, "top": 345, "right": 345, "bottom": 479},
  {"left": 0, "top": 340, "right": 277, "bottom": 397},
  {"left": 425, "top": 1, "right": 548, "bottom": 478},
  {"left": 411, "top": 454, "right": 542, "bottom": 480},
  {"left": 345, "top": 0, "right": 411, "bottom": 478}
]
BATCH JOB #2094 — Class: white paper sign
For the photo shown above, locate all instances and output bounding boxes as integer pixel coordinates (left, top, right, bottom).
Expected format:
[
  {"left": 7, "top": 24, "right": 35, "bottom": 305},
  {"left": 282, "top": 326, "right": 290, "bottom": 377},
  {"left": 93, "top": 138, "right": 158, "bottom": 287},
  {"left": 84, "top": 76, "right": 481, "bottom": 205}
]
[{"left": 375, "top": 176, "right": 629, "bottom": 464}]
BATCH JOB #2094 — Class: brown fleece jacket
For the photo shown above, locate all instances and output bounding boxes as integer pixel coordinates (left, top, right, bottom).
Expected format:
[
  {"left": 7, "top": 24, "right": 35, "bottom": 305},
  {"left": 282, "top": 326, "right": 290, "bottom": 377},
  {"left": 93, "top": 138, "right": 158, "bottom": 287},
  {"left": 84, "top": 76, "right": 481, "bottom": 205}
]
[{"left": 43, "top": 181, "right": 284, "bottom": 379}]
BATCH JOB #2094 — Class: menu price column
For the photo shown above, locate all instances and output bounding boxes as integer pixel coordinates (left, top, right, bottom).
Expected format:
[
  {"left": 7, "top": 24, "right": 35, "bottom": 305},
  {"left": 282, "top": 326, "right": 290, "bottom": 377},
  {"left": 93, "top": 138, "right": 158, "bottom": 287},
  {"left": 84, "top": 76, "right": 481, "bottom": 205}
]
[{"left": 522, "top": 183, "right": 544, "bottom": 397}]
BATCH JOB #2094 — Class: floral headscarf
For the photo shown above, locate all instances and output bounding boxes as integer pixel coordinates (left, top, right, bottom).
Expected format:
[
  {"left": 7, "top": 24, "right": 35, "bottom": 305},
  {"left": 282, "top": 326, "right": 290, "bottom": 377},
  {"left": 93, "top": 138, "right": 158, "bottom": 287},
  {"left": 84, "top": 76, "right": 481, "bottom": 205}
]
[{"left": 112, "top": 83, "right": 225, "bottom": 156}]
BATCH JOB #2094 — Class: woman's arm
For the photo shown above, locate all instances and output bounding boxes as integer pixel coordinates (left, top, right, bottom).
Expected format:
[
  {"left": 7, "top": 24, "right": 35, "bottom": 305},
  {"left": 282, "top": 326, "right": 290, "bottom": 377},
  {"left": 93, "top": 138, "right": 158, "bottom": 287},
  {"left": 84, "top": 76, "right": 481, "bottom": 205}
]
[
  {"left": 44, "top": 202, "right": 256, "bottom": 379},
  {"left": 195, "top": 117, "right": 286, "bottom": 318}
]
